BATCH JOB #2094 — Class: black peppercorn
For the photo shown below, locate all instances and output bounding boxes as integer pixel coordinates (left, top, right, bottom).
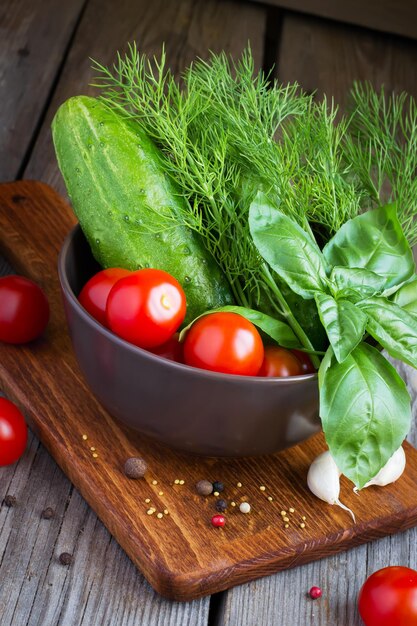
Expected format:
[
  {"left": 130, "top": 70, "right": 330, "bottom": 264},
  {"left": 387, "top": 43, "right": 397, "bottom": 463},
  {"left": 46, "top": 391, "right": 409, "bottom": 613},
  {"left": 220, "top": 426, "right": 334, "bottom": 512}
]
[
  {"left": 59, "top": 552, "right": 73, "bottom": 566},
  {"left": 41, "top": 507, "right": 55, "bottom": 520},
  {"left": 212, "top": 481, "right": 224, "bottom": 493},
  {"left": 215, "top": 499, "right": 228, "bottom": 512},
  {"left": 3, "top": 494, "right": 16, "bottom": 507}
]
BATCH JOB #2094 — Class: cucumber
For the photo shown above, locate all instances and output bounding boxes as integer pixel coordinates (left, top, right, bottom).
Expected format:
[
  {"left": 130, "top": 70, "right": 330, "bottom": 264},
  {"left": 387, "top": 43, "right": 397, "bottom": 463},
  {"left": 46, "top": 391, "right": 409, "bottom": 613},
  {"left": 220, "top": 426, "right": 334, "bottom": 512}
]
[{"left": 52, "top": 96, "right": 233, "bottom": 321}]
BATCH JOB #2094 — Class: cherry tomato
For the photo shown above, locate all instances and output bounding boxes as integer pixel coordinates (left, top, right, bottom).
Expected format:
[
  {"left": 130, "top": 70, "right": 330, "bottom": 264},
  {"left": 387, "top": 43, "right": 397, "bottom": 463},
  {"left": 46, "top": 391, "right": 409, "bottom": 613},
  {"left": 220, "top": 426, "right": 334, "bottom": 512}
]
[
  {"left": 0, "top": 275, "right": 49, "bottom": 344},
  {"left": 358, "top": 566, "right": 417, "bottom": 626},
  {"left": 106, "top": 269, "right": 186, "bottom": 349},
  {"left": 291, "top": 349, "right": 316, "bottom": 374},
  {"left": 0, "top": 398, "right": 28, "bottom": 465},
  {"left": 78, "top": 268, "right": 131, "bottom": 327},
  {"left": 150, "top": 333, "right": 183, "bottom": 362},
  {"left": 258, "top": 346, "right": 303, "bottom": 377},
  {"left": 183, "top": 312, "right": 264, "bottom": 376}
]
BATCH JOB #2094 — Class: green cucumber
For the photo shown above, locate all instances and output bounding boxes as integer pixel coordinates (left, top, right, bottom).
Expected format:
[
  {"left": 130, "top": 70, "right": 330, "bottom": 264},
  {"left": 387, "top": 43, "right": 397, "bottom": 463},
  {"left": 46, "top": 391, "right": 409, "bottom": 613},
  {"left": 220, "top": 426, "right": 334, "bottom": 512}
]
[{"left": 52, "top": 96, "right": 233, "bottom": 321}]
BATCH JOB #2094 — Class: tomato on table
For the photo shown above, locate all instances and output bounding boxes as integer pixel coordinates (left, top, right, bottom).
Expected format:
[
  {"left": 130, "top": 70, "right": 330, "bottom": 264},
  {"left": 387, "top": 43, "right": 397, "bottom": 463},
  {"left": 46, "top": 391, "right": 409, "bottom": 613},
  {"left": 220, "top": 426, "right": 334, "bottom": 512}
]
[
  {"left": 0, "top": 398, "right": 28, "bottom": 466},
  {"left": 78, "top": 268, "right": 131, "bottom": 327},
  {"left": 0, "top": 275, "right": 49, "bottom": 344},
  {"left": 358, "top": 566, "right": 417, "bottom": 626},
  {"left": 106, "top": 268, "right": 186, "bottom": 349},
  {"left": 258, "top": 346, "right": 303, "bottom": 377},
  {"left": 183, "top": 312, "right": 264, "bottom": 376}
]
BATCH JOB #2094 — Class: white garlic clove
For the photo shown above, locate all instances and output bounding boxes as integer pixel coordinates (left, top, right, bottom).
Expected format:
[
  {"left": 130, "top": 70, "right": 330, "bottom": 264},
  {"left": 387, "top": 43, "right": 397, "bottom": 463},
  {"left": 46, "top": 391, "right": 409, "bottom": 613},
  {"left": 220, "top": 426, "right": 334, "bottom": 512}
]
[
  {"left": 354, "top": 446, "right": 406, "bottom": 492},
  {"left": 307, "top": 450, "right": 356, "bottom": 522}
]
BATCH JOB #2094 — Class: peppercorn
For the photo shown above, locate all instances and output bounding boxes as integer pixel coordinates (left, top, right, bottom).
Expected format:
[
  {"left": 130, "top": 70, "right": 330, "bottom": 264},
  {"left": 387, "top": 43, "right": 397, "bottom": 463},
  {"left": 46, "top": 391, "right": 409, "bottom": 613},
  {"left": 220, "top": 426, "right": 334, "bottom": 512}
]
[
  {"left": 215, "top": 499, "right": 228, "bottom": 512},
  {"left": 123, "top": 457, "right": 147, "bottom": 479},
  {"left": 59, "top": 552, "right": 73, "bottom": 566},
  {"left": 41, "top": 507, "right": 55, "bottom": 520},
  {"left": 3, "top": 494, "right": 16, "bottom": 507},
  {"left": 212, "top": 481, "right": 224, "bottom": 493},
  {"left": 309, "top": 586, "right": 322, "bottom": 600},
  {"left": 196, "top": 480, "right": 213, "bottom": 496},
  {"left": 211, "top": 514, "right": 226, "bottom": 527}
]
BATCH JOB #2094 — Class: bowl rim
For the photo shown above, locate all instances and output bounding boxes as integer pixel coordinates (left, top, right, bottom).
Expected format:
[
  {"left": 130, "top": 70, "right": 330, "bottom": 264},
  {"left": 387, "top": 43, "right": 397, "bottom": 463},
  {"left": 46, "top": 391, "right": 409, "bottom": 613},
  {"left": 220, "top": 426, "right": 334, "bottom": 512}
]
[{"left": 58, "top": 224, "right": 319, "bottom": 386}]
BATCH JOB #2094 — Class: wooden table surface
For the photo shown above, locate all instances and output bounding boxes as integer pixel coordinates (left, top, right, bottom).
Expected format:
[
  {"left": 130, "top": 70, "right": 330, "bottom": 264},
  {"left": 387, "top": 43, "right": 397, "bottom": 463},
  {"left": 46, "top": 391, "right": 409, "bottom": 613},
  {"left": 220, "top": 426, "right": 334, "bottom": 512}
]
[{"left": 2, "top": 1, "right": 417, "bottom": 624}]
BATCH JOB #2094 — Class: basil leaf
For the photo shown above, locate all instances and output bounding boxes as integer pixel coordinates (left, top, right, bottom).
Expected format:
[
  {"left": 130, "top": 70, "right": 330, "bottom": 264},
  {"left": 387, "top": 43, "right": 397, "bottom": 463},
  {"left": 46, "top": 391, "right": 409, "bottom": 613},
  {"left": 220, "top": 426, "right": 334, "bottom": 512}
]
[
  {"left": 179, "top": 305, "right": 301, "bottom": 348},
  {"left": 319, "top": 343, "right": 411, "bottom": 488},
  {"left": 249, "top": 192, "right": 328, "bottom": 299},
  {"left": 314, "top": 293, "right": 367, "bottom": 362},
  {"left": 330, "top": 266, "right": 386, "bottom": 303},
  {"left": 358, "top": 296, "right": 417, "bottom": 368},
  {"left": 323, "top": 204, "right": 415, "bottom": 289},
  {"left": 392, "top": 275, "right": 417, "bottom": 315}
]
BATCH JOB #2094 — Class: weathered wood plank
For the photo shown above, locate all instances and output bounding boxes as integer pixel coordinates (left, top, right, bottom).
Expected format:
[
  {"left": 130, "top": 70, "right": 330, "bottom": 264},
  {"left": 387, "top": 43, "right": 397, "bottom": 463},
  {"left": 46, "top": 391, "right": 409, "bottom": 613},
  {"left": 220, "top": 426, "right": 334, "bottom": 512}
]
[
  {"left": 23, "top": 0, "right": 266, "bottom": 196},
  {"left": 276, "top": 12, "right": 417, "bottom": 107},
  {"left": 0, "top": 0, "right": 86, "bottom": 182},
  {"left": 249, "top": 0, "right": 417, "bottom": 41}
]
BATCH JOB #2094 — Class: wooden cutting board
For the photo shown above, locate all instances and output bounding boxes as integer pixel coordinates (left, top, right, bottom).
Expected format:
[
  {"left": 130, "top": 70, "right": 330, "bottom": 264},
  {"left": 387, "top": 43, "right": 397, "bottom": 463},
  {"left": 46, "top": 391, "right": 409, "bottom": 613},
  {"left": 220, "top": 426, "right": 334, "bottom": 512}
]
[{"left": 1, "top": 180, "right": 417, "bottom": 601}]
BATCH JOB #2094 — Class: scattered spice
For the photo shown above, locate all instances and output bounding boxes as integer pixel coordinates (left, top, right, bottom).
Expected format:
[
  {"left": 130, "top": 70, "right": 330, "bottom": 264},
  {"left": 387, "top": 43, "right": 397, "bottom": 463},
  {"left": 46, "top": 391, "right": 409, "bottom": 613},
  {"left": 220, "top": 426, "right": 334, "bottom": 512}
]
[
  {"left": 145, "top": 498, "right": 151, "bottom": 504},
  {"left": 239, "top": 502, "right": 251, "bottom": 514},
  {"left": 147, "top": 508, "right": 155, "bottom": 515},
  {"left": 211, "top": 514, "right": 226, "bottom": 528},
  {"left": 196, "top": 480, "right": 213, "bottom": 496},
  {"left": 179, "top": 480, "right": 185, "bottom": 485},
  {"left": 92, "top": 453, "right": 98, "bottom": 458},
  {"left": 300, "top": 522, "right": 306, "bottom": 529},
  {"left": 215, "top": 499, "right": 228, "bottom": 512},
  {"left": 157, "top": 513, "right": 163, "bottom": 519},
  {"left": 90, "top": 447, "right": 96, "bottom": 451},
  {"left": 174, "top": 479, "right": 180, "bottom": 485},
  {"left": 231, "top": 501, "right": 236, "bottom": 507},
  {"left": 267, "top": 496, "right": 273, "bottom": 502},
  {"left": 124, "top": 457, "right": 148, "bottom": 479},
  {"left": 309, "top": 586, "right": 322, "bottom": 600},
  {"left": 280, "top": 510, "right": 287, "bottom": 517},
  {"left": 302, "top": 515, "right": 307, "bottom": 521},
  {"left": 3, "top": 495, "right": 16, "bottom": 507},
  {"left": 283, "top": 516, "right": 290, "bottom": 523},
  {"left": 82, "top": 434, "right": 88, "bottom": 441},
  {"left": 158, "top": 491, "right": 164, "bottom": 496},
  {"left": 41, "top": 507, "right": 55, "bottom": 520},
  {"left": 59, "top": 552, "right": 73, "bottom": 566},
  {"left": 259, "top": 485, "right": 266, "bottom": 492},
  {"left": 285, "top": 524, "right": 289, "bottom": 529},
  {"left": 152, "top": 480, "right": 158, "bottom": 485},
  {"left": 164, "top": 509, "right": 169, "bottom": 515},
  {"left": 289, "top": 507, "right": 295, "bottom": 513},
  {"left": 237, "top": 482, "right": 242, "bottom": 488},
  {"left": 213, "top": 491, "right": 220, "bottom": 497},
  {"left": 212, "top": 481, "right": 224, "bottom": 493}
]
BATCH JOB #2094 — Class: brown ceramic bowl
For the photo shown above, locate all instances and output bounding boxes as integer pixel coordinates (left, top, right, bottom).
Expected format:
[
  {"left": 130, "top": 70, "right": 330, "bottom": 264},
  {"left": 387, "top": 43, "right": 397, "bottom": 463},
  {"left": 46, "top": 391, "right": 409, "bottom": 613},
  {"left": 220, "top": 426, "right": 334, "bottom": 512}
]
[{"left": 58, "top": 225, "right": 320, "bottom": 456}]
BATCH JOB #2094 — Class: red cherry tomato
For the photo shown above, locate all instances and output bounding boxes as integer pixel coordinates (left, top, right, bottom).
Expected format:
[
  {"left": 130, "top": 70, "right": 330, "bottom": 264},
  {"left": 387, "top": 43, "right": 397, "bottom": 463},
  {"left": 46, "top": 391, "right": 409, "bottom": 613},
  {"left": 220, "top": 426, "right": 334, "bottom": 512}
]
[
  {"left": 150, "top": 333, "right": 183, "bottom": 362},
  {"left": 0, "top": 275, "right": 49, "bottom": 344},
  {"left": 78, "top": 268, "right": 131, "bottom": 327},
  {"left": 358, "top": 566, "right": 417, "bottom": 626},
  {"left": 258, "top": 346, "right": 303, "bottom": 377},
  {"left": 0, "top": 398, "right": 28, "bottom": 465},
  {"left": 291, "top": 349, "right": 316, "bottom": 374},
  {"left": 106, "top": 269, "right": 186, "bottom": 349},
  {"left": 183, "top": 312, "right": 264, "bottom": 376}
]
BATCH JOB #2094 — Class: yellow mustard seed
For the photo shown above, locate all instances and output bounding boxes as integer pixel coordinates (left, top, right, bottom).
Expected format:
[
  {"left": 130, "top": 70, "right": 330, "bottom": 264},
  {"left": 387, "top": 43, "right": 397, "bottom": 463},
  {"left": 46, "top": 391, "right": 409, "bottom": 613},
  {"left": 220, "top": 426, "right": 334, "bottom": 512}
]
[
  {"left": 157, "top": 513, "right": 163, "bottom": 519},
  {"left": 285, "top": 523, "right": 289, "bottom": 529},
  {"left": 302, "top": 515, "right": 307, "bottom": 521},
  {"left": 82, "top": 434, "right": 88, "bottom": 441},
  {"left": 145, "top": 498, "right": 151, "bottom": 504},
  {"left": 179, "top": 480, "right": 185, "bottom": 485},
  {"left": 158, "top": 491, "right": 164, "bottom": 496},
  {"left": 92, "top": 453, "right": 98, "bottom": 458},
  {"left": 231, "top": 502, "right": 236, "bottom": 507},
  {"left": 289, "top": 508, "right": 295, "bottom": 513},
  {"left": 259, "top": 486, "right": 266, "bottom": 492},
  {"left": 152, "top": 480, "right": 158, "bottom": 485},
  {"left": 283, "top": 516, "right": 290, "bottom": 523},
  {"left": 280, "top": 510, "right": 287, "bottom": 517},
  {"left": 90, "top": 447, "right": 96, "bottom": 451},
  {"left": 147, "top": 509, "right": 154, "bottom": 515},
  {"left": 267, "top": 496, "right": 273, "bottom": 502},
  {"left": 164, "top": 509, "right": 169, "bottom": 515},
  {"left": 237, "top": 482, "right": 242, "bottom": 488},
  {"left": 213, "top": 491, "right": 220, "bottom": 497},
  {"left": 300, "top": 523, "right": 306, "bottom": 529},
  {"left": 174, "top": 479, "right": 180, "bottom": 484}
]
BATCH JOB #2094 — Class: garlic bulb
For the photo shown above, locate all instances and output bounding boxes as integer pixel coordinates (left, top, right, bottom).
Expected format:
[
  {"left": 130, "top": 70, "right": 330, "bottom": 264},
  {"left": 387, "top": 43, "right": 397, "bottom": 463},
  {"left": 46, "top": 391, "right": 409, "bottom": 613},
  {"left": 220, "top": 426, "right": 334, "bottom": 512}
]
[
  {"left": 307, "top": 450, "right": 356, "bottom": 522},
  {"left": 354, "top": 446, "right": 406, "bottom": 491}
]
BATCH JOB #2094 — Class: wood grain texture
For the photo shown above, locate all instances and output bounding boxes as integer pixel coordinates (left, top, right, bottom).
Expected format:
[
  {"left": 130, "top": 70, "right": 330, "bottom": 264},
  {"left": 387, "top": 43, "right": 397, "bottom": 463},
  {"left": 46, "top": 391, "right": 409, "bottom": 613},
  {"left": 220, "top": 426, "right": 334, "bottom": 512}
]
[
  {"left": 23, "top": 0, "right": 266, "bottom": 196},
  {"left": 0, "top": 0, "right": 86, "bottom": 182},
  {"left": 249, "top": 0, "right": 417, "bottom": 40},
  {"left": 1, "top": 180, "right": 417, "bottom": 603},
  {"left": 275, "top": 12, "right": 417, "bottom": 107}
]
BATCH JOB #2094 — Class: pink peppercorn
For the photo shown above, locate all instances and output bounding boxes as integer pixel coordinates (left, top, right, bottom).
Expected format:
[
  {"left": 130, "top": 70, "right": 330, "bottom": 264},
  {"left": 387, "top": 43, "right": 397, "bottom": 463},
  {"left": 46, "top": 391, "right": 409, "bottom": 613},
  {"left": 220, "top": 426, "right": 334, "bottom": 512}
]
[
  {"left": 309, "top": 586, "right": 322, "bottom": 600},
  {"left": 211, "top": 514, "right": 226, "bottom": 528}
]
